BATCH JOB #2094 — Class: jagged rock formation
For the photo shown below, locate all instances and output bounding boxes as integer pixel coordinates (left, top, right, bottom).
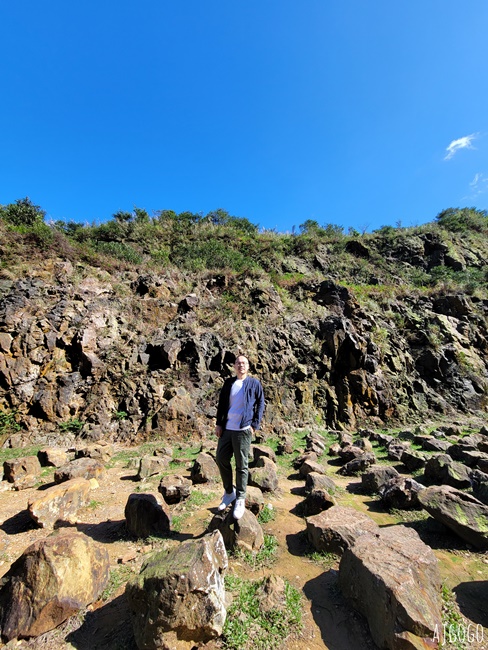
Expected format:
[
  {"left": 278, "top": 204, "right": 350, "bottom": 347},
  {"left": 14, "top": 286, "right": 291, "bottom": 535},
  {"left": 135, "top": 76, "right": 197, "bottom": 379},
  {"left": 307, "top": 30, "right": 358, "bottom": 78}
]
[{"left": 0, "top": 232, "right": 487, "bottom": 445}]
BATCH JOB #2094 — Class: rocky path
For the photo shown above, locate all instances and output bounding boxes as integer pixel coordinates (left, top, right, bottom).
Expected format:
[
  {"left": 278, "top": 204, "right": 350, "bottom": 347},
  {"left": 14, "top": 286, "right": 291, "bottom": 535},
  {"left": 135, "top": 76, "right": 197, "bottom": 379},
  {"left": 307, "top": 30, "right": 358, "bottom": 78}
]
[{"left": 1, "top": 448, "right": 488, "bottom": 650}]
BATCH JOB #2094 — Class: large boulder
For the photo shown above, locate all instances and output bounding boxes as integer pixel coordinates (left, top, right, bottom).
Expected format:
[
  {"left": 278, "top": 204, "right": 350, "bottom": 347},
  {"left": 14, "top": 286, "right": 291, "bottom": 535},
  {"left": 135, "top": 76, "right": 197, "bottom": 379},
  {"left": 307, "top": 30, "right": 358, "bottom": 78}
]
[
  {"left": 3, "top": 456, "right": 41, "bottom": 490},
  {"left": 137, "top": 455, "right": 171, "bottom": 480},
  {"left": 387, "top": 441, "right": 407, "bottom": 461},
  {"left": 337, "top": 445, "right": 364, "bottom": 464},
  {"left": 361, "top": 465, "right": 399, "bottom": 494},
  {"left": 298, "top": 458, "right": 327, "bottom": 478},
  {"left": 245, "top": 485, "right": 265, "bottom": 515},
  {"left": 301, "top": 489, "right": 336, "bottom": 516},
  {"left": 158, "top": 474, "right": 192, "bottom": 505},
  {"left": 208, "top": 508, "right": 264, "bottom": 553},
  {"left": 337, "top": 452, "right": 376, "bottom": 476},
  {"left": 248, "top": 459, "right": 279, "bottom": 492},
  {"left": 75, "top": 442, "right": 114, "bottom": 464},
  {"left": 54, "top": 457, "right": 105, "bottom": 484},
  {"left": 125, "top": 530, "right": 227, "bottom": 648},
  {"left": 28, "top": 477, "right": 93, "bottom": 528},
  {"left": 339, "top": 526, "right": 442, "bottom": 650},
  {"left": 305, "top": 472, "right": 337, "bottom": 494},
  {"left": 400, "top": 449, "right": 427, "bottom": 472},
  {"left": 418, "top": 485, "right": 488, "bottom": 550},
  {"left": 471, "top": 469, "right": 488, "bottom": 506},
  {"left": 306, "top": 506, "right": 380, "bottom": 554},
  {"left": 190, "top": 453, "right": 220, "bottom": 484},
  {"left": 0, "top": 530, "right": 109, "bottom": 640},
  {"left": 380, "top": 477, "right": 425, "bottom": 510},
  {"left": 423, "top": 454, "right": 471, "bottom": 489},
  {"left": 125, "top": 493, "right": 172, "bottom": 538},
  {"left": 252, "top": 444, "right": 277, "bottom": 464},
  {"left": 37, "top": 448, "right": 69, "bottom": 468}
]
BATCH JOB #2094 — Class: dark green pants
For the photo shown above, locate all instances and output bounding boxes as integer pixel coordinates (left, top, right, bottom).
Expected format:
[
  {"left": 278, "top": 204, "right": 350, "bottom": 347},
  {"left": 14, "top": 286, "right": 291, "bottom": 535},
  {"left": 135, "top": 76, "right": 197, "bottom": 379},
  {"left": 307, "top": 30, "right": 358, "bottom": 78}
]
[{"left": 216, "top": 427, "right": 252, "bottom": 500}]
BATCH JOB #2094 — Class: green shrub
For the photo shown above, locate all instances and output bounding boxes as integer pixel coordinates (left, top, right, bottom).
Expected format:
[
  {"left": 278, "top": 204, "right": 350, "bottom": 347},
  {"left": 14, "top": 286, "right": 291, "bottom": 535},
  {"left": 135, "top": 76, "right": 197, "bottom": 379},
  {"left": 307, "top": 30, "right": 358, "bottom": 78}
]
[
  {"left": 95, "top": 241, "right": 143, "bottom": 264},
  {"left": 0, "top": 410, "right": 21, "bottom": 445},
  {"left": 0, "top": 197, "right": 46, "bottom": 227},
  {"left": 436, "top": 207, "right": 488, "bottom": 233},
  {"left": 170, "top": 238, "right": 257, "bottom": 272}
]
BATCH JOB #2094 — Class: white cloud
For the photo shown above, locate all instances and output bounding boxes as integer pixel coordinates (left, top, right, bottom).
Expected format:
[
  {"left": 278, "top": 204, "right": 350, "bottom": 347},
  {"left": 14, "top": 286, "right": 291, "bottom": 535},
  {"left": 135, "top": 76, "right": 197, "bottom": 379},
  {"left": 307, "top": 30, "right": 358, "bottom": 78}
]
[
  {"left": 467, "top": 172, "right": 488, "bottom": 198},
  {"left": 444, "top": 133, "right": 478, "bottom": 160},
  {"left": 470, "top": 172, "right": 483, "bottom": 187},
  {"left": 462, "top": 172, "right": 488, "bottom": 201}
]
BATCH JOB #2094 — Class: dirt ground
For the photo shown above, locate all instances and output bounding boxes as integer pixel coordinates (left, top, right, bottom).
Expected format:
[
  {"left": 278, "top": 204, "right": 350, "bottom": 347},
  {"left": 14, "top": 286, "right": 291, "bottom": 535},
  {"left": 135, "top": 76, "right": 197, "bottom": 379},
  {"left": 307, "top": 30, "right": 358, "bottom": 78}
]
[{"left": 0, "top": 447, "right": 487, "bottom": 650}]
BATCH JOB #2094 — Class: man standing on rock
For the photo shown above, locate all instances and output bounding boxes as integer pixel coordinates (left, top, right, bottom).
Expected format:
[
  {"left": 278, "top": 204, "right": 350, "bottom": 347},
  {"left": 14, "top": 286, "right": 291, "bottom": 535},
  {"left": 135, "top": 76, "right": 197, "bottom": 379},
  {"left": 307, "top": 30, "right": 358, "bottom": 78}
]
[{"left": 215, "top": 355, "right": 265, "bottom": 519}]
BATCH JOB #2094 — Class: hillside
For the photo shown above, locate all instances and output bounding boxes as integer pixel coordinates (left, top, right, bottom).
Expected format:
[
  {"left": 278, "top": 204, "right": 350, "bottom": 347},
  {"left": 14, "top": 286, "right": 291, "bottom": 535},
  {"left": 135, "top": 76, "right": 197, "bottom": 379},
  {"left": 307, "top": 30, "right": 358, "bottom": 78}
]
[{"left": 0, "top": 201, "right": 487, "bottom": 445}]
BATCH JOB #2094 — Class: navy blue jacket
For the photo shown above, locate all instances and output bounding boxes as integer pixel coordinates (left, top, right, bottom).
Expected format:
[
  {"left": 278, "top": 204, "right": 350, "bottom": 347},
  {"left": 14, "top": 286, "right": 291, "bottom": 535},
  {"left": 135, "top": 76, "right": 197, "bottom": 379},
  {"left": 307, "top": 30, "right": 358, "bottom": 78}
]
[{"left": 216, "top": 376, "right": 265, "bottom": 431}]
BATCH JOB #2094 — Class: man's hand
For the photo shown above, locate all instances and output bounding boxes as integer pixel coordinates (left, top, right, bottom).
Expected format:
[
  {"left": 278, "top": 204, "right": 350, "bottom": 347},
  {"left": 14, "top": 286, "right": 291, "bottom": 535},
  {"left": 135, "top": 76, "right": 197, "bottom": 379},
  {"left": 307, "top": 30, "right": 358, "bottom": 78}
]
[{"left": 215, "top": 425, "right": 223, "bottom": 438}]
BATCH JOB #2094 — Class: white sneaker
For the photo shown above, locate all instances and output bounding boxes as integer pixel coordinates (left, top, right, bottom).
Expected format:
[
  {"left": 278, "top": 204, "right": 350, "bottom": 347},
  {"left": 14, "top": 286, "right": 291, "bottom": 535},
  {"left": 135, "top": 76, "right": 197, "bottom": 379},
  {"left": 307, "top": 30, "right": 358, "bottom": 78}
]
[
  {"left": 218, "top": 488, "right": 236, "bottom": 511},
  {"left": 233, "top": 498, "right": 246, "bottom": 520}
]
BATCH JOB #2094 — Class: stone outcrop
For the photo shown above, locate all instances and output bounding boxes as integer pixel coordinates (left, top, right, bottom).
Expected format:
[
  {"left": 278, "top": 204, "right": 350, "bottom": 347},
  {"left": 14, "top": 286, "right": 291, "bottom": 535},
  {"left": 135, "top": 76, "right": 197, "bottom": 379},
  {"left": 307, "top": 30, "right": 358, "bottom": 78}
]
[
  {"left": 339, "top": 525, "right": 442, "bottom": 650},
  {"left": 471, "top": 469, "right": 488, "bottom": 506},
  {"left": 125, "top": 530, "right": 227, "bottom": 648},
  {"left": 0, "top": 250, "right": 487, "bottom": 442},
  {"left": 0, "top": 530, "right": 109, "bottom": 640},
  {"left": 418, "top": 485, "right": 488, "bottom": 550}
]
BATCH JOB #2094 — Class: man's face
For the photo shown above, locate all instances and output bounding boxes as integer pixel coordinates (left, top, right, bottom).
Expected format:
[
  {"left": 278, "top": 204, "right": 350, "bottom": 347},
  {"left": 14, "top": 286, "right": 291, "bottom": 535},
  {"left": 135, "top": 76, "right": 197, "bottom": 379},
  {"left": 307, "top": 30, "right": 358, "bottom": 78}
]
[{"left": 234, "top": 356, "right": 249, "bottom": 377}]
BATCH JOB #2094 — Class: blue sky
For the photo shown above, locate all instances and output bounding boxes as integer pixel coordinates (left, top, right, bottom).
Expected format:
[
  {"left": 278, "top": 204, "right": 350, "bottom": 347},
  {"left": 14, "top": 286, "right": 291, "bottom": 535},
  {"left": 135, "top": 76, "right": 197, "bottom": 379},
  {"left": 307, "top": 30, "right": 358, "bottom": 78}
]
[{"left": 1, "top": 1, "right": 487, "bottom": 233}]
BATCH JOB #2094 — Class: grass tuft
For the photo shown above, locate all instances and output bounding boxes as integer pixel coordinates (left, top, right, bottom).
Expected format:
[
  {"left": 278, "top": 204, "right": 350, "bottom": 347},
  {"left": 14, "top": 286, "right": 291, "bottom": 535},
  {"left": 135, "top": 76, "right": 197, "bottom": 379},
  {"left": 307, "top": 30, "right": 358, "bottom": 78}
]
[{"left": 222, "top": 575, "right": 302, "bottom": 650}]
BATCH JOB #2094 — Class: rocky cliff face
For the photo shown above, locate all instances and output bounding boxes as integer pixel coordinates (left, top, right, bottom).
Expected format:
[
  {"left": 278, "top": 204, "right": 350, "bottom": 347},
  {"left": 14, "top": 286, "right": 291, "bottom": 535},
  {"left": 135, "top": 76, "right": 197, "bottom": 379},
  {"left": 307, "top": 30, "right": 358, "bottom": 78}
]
[{"left": 1, "top": 251, "right": 487, "bottom": 447}]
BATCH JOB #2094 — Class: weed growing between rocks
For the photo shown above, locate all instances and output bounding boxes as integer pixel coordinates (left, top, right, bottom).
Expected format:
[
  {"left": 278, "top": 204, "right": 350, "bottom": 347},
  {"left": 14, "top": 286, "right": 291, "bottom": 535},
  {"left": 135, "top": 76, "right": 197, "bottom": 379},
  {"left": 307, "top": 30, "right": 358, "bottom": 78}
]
[
  {"left": 306, "top": 550, "right": 341, "bottom": 570},
  {"left": 440, "top": 584, "right": 468, "bottom": 650},
  {"left": 222, "top": 575, "right": 302, "bottom": 650},
  {"left": 257, "top": 503, "right": 276, "bottom": 524},
  {"left": 101, "top": 565, "right": 135, "bottom": 601},
  {"left": 0, "top": 409, "right": 21, "bottom": 446},
  {"left": 170, "top": 489, "right": 217, "bottom": 534},
  {"left": 233, "top": 533, "right": 279, "bottom": 570}
]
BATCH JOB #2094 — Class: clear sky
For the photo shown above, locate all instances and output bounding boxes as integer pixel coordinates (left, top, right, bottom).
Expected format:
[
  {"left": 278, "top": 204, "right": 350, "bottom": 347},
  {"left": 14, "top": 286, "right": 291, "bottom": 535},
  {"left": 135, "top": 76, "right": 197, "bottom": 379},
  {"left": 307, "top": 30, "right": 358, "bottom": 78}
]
[{"left": 1, "top": 1, "right": 487, "bottom": 233}]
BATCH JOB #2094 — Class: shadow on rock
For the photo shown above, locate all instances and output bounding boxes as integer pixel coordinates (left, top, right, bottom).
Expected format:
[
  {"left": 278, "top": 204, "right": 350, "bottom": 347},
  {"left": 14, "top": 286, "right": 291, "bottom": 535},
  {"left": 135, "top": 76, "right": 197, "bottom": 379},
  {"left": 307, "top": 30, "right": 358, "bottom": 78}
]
[
  {"left": 286, "top": 471, "right": 303, "bottom": 481},
  {"left": 290, "top": 485, "right": 306, "bottom": 497},
  {"left": 286, "top": 530, "right": 314, "bottom": 558},
  {"left": 73, "top": 519, "right": 128, "bottom": 543},
  {"left": 345, "top": 480, "right": 363, "bottom": 494},
  {"left": 73, "top": 519, "right": 194, "bottom": 544},
  {"left": 66, "top": 594, "right": 137, "bottom": 650},
  {"left": 386, "top": 518, "right": 470, "bottom": 552},
  {"left": 362, "top": 498, "right": 388, "bottom": 514},
  {"left": 303, "top": 572, "right": 377, "bottom": 650},
  {"left": 454, "top": 581, "right": 488, "bottom": 628},
  {"left": 36, "top": 481, "right": 57, "bottom": 491},
  {"left": 0, "top": 509, "right": 37, "bottom": 535}
]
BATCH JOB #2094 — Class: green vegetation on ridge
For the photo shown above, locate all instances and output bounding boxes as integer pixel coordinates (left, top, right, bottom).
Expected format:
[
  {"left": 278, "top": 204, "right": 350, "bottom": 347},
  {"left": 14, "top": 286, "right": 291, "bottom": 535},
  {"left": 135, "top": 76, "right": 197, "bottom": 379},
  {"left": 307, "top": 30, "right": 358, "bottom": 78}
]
[{"left": 1, "top": 199, "right": 487, "bottom": 297}]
